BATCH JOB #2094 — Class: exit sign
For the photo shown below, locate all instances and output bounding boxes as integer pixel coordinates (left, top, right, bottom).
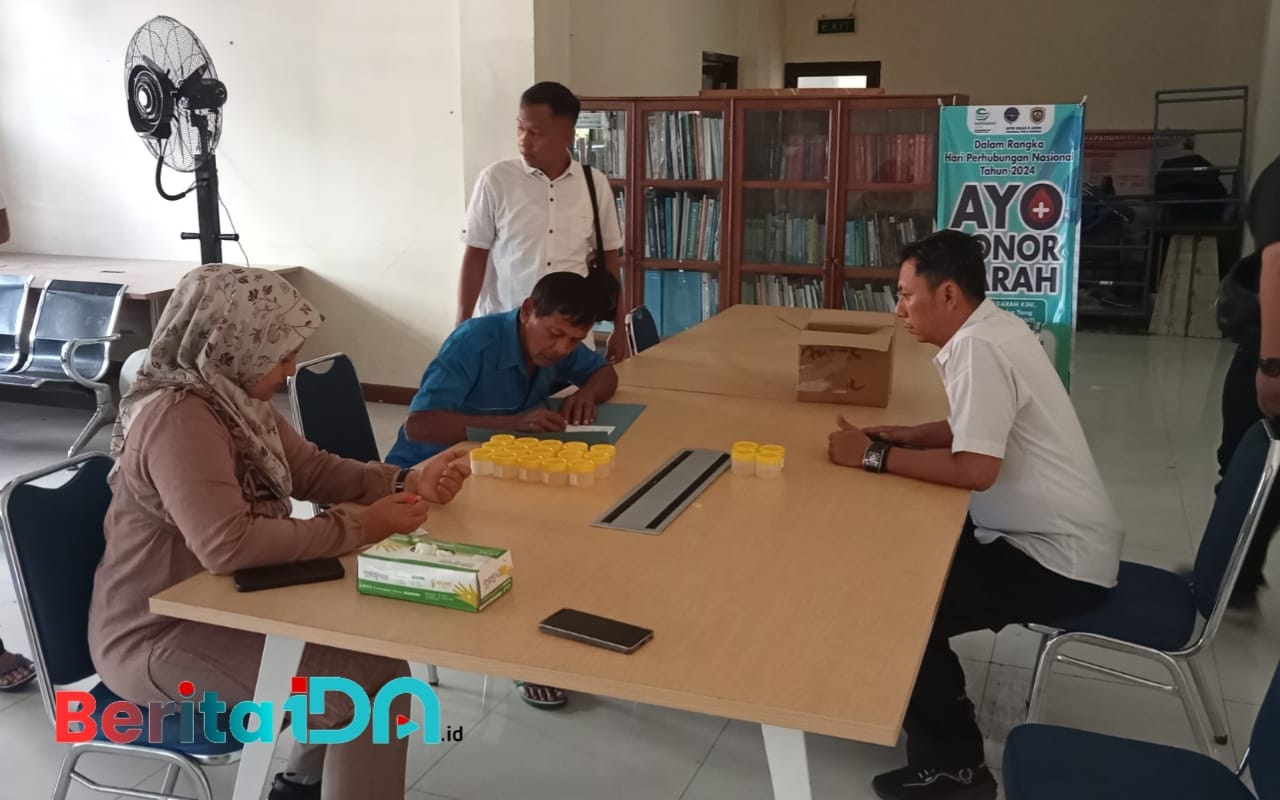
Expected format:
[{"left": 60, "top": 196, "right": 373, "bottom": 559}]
[{"left": 817, "top": 16, "right": 855, "bottom": 35}]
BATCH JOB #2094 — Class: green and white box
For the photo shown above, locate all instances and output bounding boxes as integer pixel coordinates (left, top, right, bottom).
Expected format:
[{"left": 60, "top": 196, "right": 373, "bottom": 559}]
[{"left": 357, "top": 532, "right": 513, "bottom": 612}]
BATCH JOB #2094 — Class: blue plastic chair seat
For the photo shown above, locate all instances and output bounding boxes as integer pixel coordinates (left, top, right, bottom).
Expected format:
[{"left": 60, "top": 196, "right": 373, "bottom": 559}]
[
  {"left": 1041, "top": 561, "right": 1198, "bottom": 651},
  {"left": 84, "top": 682, "right": 242, "bottom": 758},
  {"left": 1004, "top": 724, "right": 1252, "bottom": 800}
]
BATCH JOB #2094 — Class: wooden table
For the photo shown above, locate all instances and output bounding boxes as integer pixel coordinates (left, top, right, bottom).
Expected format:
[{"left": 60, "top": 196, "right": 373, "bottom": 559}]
[
  {"left": 0, "top": 252, "right": 302, "bottom": 325},
  {"left": 151, "top": 307, "right": 968, "bottom": 800}
]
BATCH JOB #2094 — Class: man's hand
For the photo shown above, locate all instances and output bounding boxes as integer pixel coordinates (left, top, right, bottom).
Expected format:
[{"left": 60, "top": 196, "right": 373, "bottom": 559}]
[
  {"left": 828, "top": 414, "right": 873, "bottom": 468},
  {"left": 559, "top": 391, "right": 598, "bottom": 425},
  {"left": 358, "top": 493, "right": 431, "bottom": 543},
  {"left": 863, "top": 425, "right": 915, "bottom": 446},
  {"left": 606, "top": 332, "right": 629, "bottom": 364},
  {"left": 407, "top": 445, "right": 472, "bottom": 505},
  {"left": 1259, "top": 370, "right": 1280, "bottom": 417},
  {"left": 514, "top": 407, "right": 567, "bottom": 432}
]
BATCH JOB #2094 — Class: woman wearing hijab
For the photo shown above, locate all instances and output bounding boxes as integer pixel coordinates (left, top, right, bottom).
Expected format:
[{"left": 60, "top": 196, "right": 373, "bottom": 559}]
[{"left": 88, "top": 265, "right": 469, "bottom": 800}]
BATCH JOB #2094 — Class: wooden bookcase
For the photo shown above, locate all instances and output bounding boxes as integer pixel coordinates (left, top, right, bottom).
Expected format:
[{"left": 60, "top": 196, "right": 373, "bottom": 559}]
[{"left": 577, "top": 92, "right": 966, "bottom": 337}]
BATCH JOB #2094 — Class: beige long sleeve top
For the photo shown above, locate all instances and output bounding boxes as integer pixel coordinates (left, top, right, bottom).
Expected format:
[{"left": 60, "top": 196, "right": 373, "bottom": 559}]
[{"left": 88, "top": 391, "right": 399, "bottom": 701}]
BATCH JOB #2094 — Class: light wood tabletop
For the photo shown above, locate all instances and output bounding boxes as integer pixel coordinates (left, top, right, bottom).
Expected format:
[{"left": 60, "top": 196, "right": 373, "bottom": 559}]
[
  {"left": 150, "top": 305, "right": 967, "bottom": 799},
  {"left": 0, "top": 252, "right": 302, "bottom": 300}
]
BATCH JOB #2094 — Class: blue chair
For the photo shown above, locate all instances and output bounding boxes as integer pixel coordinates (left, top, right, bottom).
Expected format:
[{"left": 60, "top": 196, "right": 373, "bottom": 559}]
[
  {"left": 1024, "top": 419, "right": 1280, "bottom": 754},
  {"left": 287, "top": 352, "right": 440, "bottom": 686},
  {"left": 1003, "top": 659, "right": 1280, "bottom": 799},
  {"left": 0, "top": 273, "right": 33, "bottom": 372},
  {"left": 0, "top": 279, "right": 126, "bottom": 457},
  {"left": 288, "top": 352, "right": 381, "bottom": 463},
  {"left": 0, "top": 454, "right": 241, "bottom": 800},
  {"left": 625, "top": 305, "right": 660, "bottom": 355}
]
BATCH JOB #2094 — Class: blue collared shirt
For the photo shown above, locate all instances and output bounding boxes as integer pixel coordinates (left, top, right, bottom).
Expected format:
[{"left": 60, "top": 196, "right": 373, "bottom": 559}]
[{"left": 385, "top": 309, "right": 607, "bottom": 467}]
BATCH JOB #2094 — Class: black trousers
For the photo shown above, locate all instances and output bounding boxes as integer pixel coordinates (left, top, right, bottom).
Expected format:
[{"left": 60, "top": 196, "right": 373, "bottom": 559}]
[
  {"left": 903, "top": 521, "right": 1107, "bottom": 769},
  {"left": 1218, "top": 341, "right": 1271, "bottom": 591}
]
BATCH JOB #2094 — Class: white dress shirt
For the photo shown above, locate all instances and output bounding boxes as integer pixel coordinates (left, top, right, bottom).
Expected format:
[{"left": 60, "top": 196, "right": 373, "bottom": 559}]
[
  {"left": 935, "top": 299, "right": 1124, "bottom": 587},
  {"left": 462, "top": 158, "right": 623, "bottom": 317}
]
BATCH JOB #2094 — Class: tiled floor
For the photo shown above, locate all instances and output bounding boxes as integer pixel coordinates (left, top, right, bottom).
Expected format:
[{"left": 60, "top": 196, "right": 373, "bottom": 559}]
[{"left": 0, "top": 331, "right": 1273, "bottom": 800}]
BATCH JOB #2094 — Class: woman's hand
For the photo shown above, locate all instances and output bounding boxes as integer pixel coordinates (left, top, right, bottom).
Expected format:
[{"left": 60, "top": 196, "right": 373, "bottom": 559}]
[
  {"left": 406, "top": 445, "right": 472, "bottom": 505},
  {"left": 358, "top": 493, "right": 430, "bottom": 543}
]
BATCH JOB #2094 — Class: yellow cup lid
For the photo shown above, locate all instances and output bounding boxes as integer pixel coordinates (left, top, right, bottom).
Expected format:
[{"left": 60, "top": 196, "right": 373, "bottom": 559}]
[
  {"left": 589, "top": 451, "right": 612, "bottom": 465},
  {"left": 731, "top": 449, "right": 757, "bottom": 461},
  {"left": 489, "top": 434, "right": 515, "bottom": 443},
  {"left": 518, "top": 456, "right": 542, "bottom": 469},
  {"left": 492, "top": 453, "right": 518, "bottom": 466},
  {"left": 515, "top": 437, "right": 540, "bottom": 447},
  {"left": 568, "top": 459, "right": 596, "bottom": 474},
  {"left": 733, "top": 440, "right": 760, "bottom": 451},
  {"left": 589, "top": 443, "right": 616, "bottom": 453},
  {"left": 561, "top": 441, "right": 589, "bottom": 451},
  {"left": 470, "top": 449, "right": 494, "bottom": 462},
  {"left": 540, "top": 439, "right": 564, "bottom": 450},
  {"left": 542, "top": 457, "right": 568, "bottom": 472},
  {"left": 756, "top": 452, "right": 783, "bottom": 466},
  {"left": 508, "top": 443, "right": 532, "bottom": 452},
  {"left": 758, "top": 444, "right": 785, "bottom": 454}
]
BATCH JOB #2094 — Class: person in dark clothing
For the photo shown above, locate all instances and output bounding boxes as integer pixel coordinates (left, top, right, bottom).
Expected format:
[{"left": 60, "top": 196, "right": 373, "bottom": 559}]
[{"left": 1217, "top": 154, "right": 1280, "bottom": 609}]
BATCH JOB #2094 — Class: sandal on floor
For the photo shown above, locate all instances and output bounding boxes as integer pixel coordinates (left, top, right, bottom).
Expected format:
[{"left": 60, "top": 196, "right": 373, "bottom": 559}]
[
  {"left": 514, "top": 681, "right": 568, "bottom": 710},
  {"left": 0, "top": 648, "right": 36, "bottom": 692}
]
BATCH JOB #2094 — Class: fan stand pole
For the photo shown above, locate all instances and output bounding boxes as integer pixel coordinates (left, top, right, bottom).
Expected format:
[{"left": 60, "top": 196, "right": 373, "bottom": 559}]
[{"left": 194, "top": 153, "right": 223, "bottom": 265}]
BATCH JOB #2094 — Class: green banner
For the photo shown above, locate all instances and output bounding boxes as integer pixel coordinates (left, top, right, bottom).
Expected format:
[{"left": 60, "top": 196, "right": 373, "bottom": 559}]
[{"left": 936, "top": 104, "right": 1085, "bottom": 387}]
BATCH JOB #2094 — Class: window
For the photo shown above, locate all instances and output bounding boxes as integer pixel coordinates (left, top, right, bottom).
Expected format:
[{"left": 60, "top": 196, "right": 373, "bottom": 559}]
[{"left": 784, "top": 61, "right": 881, "bottom": 90}]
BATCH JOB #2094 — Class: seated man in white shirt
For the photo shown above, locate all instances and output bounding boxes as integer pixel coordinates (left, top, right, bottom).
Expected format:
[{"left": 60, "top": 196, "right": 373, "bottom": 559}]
[{"left": 828, "top": 230, "right": 1124, "bottom": 800}]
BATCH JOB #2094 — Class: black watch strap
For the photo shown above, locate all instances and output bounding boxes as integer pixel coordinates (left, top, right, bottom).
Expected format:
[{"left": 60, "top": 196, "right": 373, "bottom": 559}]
[
  {"left": 394, "top": 468, "right": 411, "bottom": 493},
  {"left": 863, "top": 441, "right": 891, "bottom": 474}
]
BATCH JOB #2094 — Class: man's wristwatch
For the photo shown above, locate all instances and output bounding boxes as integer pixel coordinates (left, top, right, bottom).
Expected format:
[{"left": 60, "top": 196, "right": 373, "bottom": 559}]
[
  {"left": 1260, "top": 358, "right": 1280, "bottom": 378},
  {"left": 393, "top": 467, "right": 412, "bottom": 493},
  {"left": 863, "top": 441, "right": 891, "bottom": 474}
]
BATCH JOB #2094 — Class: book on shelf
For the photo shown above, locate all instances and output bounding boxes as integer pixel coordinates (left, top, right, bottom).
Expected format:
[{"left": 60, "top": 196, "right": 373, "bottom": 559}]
[
  {"left": 848, "top": 133, "right": 934, "bottom": 184},
  {"left": 843, "top": 282, "right": 900, "bottom": 313},
  {"left": 747, "top": 128, "right": 829, "bottom": 182},
  {"left": 743, "top": 214, "right": 825, "bottom": 265},
  {"left": 741, "top": 274, "right": 824, "bottom": 309},
  {"left": 645, "top": 112, "right": 724, "bottom": 181},
  {"left": 575, "top": 111, "right": 627, "bottom": 178},
  {"left": 614, "top": 191, "right": 625, "bottom": 239},
  {"left": 843, "top": 214, "right": 933, "bottom": 267},
  {"left": 644, "top": 270, "right": 719, "bottom": 339},
  {"left": 644, "top": 190, "right": 720, "bottom": 261}
]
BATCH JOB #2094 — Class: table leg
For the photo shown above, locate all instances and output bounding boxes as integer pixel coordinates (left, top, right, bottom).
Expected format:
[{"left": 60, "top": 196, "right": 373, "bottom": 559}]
[
  {"left": 761, "top": 724, "right": 813, "bottom": 800},
  {"left": 149, "top": 297, "right": 164, "bottom": 330},
  {"left": 232, "top": 634, "right": 305, "bottom": 800}
]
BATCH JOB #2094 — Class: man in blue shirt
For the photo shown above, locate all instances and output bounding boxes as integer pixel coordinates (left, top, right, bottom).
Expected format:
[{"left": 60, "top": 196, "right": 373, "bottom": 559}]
[{"left": 387, "top": 271, "right": 619, "bottom": 469}]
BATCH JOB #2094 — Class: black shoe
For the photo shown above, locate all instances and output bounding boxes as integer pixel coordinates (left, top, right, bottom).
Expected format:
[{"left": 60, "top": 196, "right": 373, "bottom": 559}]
[
  {"left": 872, "top": 765, "right": 997, "bottom": 800},
  {"left": 268, "top": 773, "right": 321, "bottom": 800}
]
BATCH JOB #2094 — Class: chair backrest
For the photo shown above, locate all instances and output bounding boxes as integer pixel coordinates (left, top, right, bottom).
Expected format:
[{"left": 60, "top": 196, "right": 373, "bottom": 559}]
[
  {"left": 289, "top": 353, "right": 380, "bottom": 462},
  {"left": 0, "top": 453, "right": 114, "bottom": 726},
  {"left": 25, "top": 279, "right": 126, "bottom": 380},
  {"left": 1193, "top": 420, "right": 1280, "bottom": 621},
  {"left": 0, "top": 274, "right": 33, "bottom": 370},
  {"left": 626, "top": 305, "right": 661, "bottom": 355},
  {"left": 1250, "top": 660, "right": 1280, "bottom": 799}
]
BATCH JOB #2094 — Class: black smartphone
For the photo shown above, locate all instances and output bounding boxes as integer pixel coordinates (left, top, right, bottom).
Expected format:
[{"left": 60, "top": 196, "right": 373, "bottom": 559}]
[
  {"left": 233, "top": 558, "right": 346, "bottom": 593},
  {"left": 538, "top": 608, "right": 654, "bottom": 654}
]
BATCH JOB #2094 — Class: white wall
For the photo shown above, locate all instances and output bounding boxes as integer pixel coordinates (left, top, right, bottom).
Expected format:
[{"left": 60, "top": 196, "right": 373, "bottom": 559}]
[
  {"left": 564, "top": 0, "right": 783, "bottom": 96},
  {"left": 784, "top": 0, "right": 1266, "bottom": 130},
  {"left": 0, "top": 0, "right": 535, "bottom": 388},
  {"left": 462, "top": 1, "right": 537, "bottom": 195}
]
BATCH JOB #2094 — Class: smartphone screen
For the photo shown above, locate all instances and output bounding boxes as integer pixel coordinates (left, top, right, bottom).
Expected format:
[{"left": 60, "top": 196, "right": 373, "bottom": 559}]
[{"left": 539, "top": 608, "right": 653, "bottom": 652}]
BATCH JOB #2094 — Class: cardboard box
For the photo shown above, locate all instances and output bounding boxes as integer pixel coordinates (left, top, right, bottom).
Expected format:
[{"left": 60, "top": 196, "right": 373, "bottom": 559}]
[
  {"left": 796, "top": 310, "right": 896, "bottom": 407},
  {"left": 357, "top": 532, "right": 512, "bottom": 612}
]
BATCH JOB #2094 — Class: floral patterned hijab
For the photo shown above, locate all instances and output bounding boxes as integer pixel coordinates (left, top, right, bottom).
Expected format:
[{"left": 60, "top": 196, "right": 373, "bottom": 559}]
[{"left": 110, "top": 265, "right": 323, "bottom": 513}]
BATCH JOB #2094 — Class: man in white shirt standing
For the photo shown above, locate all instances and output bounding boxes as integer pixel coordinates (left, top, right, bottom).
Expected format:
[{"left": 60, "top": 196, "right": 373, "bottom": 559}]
[
  {"left": 457, "top": 82, "right": 626, "bottom": 362},
  {"left": 828, "top": 230, "right": 1124, "bottom": 800}
]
